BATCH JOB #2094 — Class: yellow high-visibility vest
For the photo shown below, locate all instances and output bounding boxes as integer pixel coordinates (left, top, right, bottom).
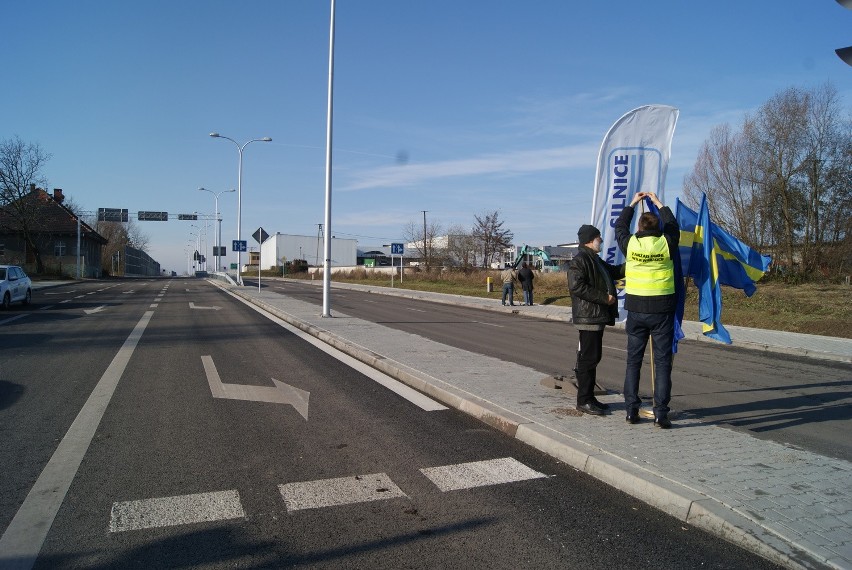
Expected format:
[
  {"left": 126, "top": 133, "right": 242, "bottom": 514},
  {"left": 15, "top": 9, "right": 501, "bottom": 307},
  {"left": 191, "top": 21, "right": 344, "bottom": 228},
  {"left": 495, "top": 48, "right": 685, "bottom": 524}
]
[{"left": 625, "top": 235, "right": 675, "bottom": 296}]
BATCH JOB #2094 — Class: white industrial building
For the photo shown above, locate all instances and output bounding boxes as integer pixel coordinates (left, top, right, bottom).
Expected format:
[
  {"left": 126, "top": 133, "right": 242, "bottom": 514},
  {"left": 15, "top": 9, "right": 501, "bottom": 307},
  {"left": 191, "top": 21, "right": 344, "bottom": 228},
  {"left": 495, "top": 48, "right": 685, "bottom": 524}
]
[{"left": 260, "top": 233, "right": 357, "bottom": 269}]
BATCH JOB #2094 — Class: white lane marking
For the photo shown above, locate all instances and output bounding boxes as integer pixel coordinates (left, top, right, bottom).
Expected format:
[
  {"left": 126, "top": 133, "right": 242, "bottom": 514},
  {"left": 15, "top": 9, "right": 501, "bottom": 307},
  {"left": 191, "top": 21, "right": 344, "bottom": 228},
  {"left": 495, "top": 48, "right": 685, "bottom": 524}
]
[
  {"left": 44, "top": 291, "right": 75, "bottom": 295},
  {"left": 420, "top": 457, "right": 547, "bottom": 492},
  {"left": 0, "top": 314, "right": 30, "bottom": 326},
  {"left": 189, "top": 302, "right": 221, "bottom": 311},
  {"left": 84, "top": 305, "right": 107, "bottom": 315},
  {"left": 39, "top": 305, "right": 55, "bottom": 311},
  {"left": 279, "top": 473, "right": 406, "bottom": 512},
  {"left": 604, "top": 344, "right": 627, "bottom": 353},
  {"left": 74, "top": 295, "right": 85, "bottom": 299},
  {"left": 86, "top": 292, "right": 96, "bottom": 295},
  {"left": 406, "top": 307, "right": 426, "bottom": 312},
  {"left": 226, "top": 291, "right": 447, "bottom": 412},
  {"left": 473, "top": 320, "right": 504, "bottom": 328},
  {"left": 0, "top": 311, "right": 154, "bottom": 568},
  {"left": 109, "top": 490, "right": 245, "bottom": 533},
  {"left": 60, "top": 299, "right": 71, "bottom": 304},
  {"left": 150, "top": 304, "right": 159, "bottom": 308},
  {"left": 201, "top": 355, "right": 310, "bottom": 421}
]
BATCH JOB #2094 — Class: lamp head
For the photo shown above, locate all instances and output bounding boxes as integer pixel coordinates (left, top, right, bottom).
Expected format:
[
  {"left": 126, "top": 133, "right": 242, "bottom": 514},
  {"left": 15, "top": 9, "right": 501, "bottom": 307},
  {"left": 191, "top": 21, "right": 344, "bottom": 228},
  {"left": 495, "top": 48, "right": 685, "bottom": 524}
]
[
  {"left": 209, "top": 132, "right": 220, "bottom": 138},
  {"left": 261, "top": 137, "right": 272, "bottom": 142}
]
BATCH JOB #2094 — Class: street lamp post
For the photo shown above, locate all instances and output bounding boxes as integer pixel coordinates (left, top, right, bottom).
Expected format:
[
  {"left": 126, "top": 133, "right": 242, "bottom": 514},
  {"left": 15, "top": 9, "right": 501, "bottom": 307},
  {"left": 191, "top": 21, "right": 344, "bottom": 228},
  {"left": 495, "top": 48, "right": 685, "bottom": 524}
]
[
  {"left": 209, "top": 133, "right": 272, "bottom": 285},
  {"left": 198, "top": 187, "right": 235, "bottom": 272}
]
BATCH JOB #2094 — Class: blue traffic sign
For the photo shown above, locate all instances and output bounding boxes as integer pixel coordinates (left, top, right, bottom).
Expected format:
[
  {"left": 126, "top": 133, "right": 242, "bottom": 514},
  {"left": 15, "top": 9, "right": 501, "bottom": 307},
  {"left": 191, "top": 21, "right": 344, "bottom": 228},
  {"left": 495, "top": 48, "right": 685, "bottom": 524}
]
[
  {"left": 232, "top": 240, "right": 247, "bottom": 252},
  {"left": 391, "top": 242, "right": 404, "bottom": 255}
]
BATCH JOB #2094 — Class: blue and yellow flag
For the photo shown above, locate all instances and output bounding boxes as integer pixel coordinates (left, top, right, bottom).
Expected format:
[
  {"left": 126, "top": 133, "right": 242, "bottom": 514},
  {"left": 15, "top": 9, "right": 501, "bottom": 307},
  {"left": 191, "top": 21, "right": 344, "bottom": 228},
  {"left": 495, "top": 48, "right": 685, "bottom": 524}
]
[{"left": 676, "top": 195, "right": 772, "bottom": 344}]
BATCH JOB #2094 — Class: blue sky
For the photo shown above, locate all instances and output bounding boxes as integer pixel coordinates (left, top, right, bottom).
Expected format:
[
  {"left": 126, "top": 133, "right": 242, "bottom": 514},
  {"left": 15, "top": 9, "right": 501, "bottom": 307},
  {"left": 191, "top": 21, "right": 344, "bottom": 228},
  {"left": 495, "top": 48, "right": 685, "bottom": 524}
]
[{"left": 3, "top": 1, "right": 851, "bottom": 274}]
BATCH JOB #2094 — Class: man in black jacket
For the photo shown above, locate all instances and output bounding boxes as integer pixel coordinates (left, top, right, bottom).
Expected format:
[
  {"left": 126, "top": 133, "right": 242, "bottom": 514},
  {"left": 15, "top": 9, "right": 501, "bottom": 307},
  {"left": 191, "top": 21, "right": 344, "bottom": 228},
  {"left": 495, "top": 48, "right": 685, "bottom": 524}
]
[{"left": 567, "top": 224, "right": 625, "bottom": 415}]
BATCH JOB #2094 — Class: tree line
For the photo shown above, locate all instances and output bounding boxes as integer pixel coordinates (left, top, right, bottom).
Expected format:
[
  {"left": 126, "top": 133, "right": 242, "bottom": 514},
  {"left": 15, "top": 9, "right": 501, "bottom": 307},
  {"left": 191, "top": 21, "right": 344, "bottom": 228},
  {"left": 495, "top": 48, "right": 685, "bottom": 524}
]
[
  {"left": 402, "top": 210, "right": 514, "bottom": 271},
  {"left": 683, "top": 83, "right": 851, "bottom": 278}
]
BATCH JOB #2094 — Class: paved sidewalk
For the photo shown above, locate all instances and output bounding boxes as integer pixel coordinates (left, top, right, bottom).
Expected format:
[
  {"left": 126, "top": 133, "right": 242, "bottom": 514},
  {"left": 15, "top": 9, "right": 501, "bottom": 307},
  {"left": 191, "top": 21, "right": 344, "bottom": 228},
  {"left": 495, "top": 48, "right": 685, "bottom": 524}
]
[{"left": 215, "top": 279, "right": 851, "bottom": 569}]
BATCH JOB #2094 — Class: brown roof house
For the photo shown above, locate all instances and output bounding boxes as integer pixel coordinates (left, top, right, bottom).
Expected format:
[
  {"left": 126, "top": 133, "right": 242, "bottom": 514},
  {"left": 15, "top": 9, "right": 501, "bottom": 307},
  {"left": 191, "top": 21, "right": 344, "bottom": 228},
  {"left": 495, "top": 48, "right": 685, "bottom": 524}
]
[{"left": 0, "top": 186, "right": 107, "bottom": 277}]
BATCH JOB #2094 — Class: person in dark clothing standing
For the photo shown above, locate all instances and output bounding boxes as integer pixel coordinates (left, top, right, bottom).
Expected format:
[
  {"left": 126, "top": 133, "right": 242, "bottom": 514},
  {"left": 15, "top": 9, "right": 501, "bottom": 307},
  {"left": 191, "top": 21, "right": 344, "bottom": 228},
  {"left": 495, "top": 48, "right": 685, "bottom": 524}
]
[
  {"left": 517, "top": 262, "right": 535, "bottom": 305},
  {"left": 614, "top": 191, "right": 679, "bottom": 428},
  {"left": 567, "top": 224, "right": 625, "bottom": 416}
]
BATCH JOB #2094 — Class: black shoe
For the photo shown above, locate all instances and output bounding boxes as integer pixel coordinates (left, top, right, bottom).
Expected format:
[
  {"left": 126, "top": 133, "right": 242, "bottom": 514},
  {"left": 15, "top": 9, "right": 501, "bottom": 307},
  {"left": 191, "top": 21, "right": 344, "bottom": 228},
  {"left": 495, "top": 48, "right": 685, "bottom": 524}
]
[
  {"left": 654, "top": 416, "right": 672, "bottom": 429},
  {"left": 591, "top": 398, "right": 610, "bottom": 411},
  {"left": 626, "top": 410, "right": 640, "bottom": 424},
  {"left": 576, "top": 402, "right": 604, "bottom": 416}
]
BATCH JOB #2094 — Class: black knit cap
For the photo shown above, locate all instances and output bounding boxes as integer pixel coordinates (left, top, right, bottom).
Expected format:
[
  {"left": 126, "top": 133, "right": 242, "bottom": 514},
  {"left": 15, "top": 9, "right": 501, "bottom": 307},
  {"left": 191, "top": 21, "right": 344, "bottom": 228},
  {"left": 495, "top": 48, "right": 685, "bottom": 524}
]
[{"left": 577, "top": 224, "right": 601, "bottom": 245}]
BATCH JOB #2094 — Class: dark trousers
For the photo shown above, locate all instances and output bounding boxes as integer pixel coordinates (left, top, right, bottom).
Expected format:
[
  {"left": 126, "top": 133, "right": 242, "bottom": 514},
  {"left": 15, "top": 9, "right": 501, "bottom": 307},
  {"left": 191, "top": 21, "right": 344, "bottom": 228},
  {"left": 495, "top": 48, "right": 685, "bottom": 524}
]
[
  {"left": 624, "top": 311, "right": 674, "bottom": 417},
  {"left": 501, "top": 283, "right": 514, "bottom": 305},
  {"left": 575, "top": 329, "right": 604, "bottom": 405}
]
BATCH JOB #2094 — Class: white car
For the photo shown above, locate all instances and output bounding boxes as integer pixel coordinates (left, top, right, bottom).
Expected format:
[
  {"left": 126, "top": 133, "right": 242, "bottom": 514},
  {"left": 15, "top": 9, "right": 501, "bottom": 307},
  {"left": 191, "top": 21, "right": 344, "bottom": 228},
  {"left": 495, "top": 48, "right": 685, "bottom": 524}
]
[{"left": 0, "top": 265, "right": 32, "bottom": 309}]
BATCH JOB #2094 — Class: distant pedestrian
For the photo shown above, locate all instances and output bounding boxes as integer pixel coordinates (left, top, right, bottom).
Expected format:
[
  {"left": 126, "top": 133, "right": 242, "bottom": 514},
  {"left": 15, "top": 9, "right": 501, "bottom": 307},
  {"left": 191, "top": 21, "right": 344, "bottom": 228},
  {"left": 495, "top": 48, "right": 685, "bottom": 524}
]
[
  {"left": 615, "top": 191, "right": 679, "bottom": 429},
  {"left": 500, "top": 266, "right": 517, "bottom": 306},
  {"left": 567, "top": 224, "right": 625, "bottom": 416},
  {"left": 517, "top": 262, "right": 535, "bottom": 305}
]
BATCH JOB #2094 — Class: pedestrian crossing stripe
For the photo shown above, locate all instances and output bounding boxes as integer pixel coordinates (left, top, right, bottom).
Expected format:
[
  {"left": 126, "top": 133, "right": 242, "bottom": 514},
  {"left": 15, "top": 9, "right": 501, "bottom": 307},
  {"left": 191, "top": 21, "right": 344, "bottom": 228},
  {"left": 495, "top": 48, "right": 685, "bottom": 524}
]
[
  {"left": 279, "top": 473, "right": 407, "bottom": 512},
  {"left": 420, "top": 457, "right": 547, "bottom": 492},
  {"left": 109, "top": 490, "right": 245, "bottom": 533},
  {"left": 108, "top": 457, "right": 547, "bottom": 532}
]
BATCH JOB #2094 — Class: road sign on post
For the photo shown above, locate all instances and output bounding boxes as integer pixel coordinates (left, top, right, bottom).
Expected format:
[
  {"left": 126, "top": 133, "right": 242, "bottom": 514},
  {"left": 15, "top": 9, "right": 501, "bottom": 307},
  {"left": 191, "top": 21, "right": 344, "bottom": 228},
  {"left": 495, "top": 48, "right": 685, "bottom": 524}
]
[
  {"left": 252, "top": 227, "right": 269, "bottom": 244},
  {"left": 391, "top": 243, "right": 404, "bottom": 255},
  {"left": 251, "top": 227, "right": 269, "bottom": 292},
  {"left": 97, "top": 208, "right": 128, "bottom": 222},
  {"left": 178, "top": 214, "right": 198, "bottom": 220},
  {"left": 232, "top": 240, "right": 247, "bottom": 252},
  {"left": 138, "top": 211, "right": 168, "bottom": 221}
]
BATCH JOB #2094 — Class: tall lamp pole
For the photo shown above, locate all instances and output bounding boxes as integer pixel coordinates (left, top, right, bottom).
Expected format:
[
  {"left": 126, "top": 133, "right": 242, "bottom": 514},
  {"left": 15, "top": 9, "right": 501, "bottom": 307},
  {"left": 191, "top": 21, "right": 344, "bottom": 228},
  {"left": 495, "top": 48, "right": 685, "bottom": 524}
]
[
  {"left": 321, "top": 0, "right": 337, "bottom": 317},
  {"left": 198, "top": 187, "right": 235, "bottom": 272},
  {"left": 209, "top": 132, "right": 271, "bottom": 285}
]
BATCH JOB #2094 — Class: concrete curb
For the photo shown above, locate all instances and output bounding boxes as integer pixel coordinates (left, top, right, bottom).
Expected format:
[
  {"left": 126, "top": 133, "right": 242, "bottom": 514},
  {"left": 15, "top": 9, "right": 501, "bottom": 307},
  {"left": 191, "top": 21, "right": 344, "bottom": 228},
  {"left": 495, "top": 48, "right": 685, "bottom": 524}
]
[
  {"left": 219, "top": 282, "right": 831, "bottom": 569},
  {"left": 282, "top": 278, "right": 851, "bottom": 364}
]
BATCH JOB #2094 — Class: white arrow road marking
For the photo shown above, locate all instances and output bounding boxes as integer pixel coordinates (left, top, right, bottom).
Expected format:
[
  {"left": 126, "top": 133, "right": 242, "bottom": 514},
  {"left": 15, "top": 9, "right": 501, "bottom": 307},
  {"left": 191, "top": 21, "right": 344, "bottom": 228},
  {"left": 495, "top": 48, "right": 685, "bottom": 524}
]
[
  {"left": 84, "top": 305, "right": 107, "bottom": 315},
  {"left": 201, "top": 356, "right": 310, "bottom": 420},
  {"left": 189, "top": 302, "right": 221, "bottom": 310}
]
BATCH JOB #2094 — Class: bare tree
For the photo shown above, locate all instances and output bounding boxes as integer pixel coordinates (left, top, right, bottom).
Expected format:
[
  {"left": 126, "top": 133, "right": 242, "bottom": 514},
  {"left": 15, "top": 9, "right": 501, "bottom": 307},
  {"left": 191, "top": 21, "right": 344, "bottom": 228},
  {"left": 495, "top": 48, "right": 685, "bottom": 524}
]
[
  {"left": 683, "top": 124, "right": 765, "bottom": 246},
  {"left": 445, "top": 223, "right": 478, "bottom": 269},
  {"left": 403, "top": 218, "right": 442, "bottom": 270},
  {"left": 0, "top": 136, "right": 53, "bottom": 272},
  {"left": 683, "top": 83, "right": 852, "bottom": 277},
  {"left": 472, "top": 210, "right": 513, "bottom": 268}
]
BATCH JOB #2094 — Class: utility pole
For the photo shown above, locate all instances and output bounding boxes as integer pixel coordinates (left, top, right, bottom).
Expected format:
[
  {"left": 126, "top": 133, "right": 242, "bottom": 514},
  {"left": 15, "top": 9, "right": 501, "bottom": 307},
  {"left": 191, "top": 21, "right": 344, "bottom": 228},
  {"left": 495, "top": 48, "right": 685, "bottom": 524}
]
[{"left": 422, "top": 210, "right": 428, "bottom": 271}]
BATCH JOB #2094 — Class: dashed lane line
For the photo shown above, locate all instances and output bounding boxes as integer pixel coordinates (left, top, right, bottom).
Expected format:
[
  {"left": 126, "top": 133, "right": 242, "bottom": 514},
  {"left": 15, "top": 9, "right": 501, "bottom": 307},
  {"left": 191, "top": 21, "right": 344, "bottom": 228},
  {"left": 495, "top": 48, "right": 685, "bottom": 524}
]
[{"left": 109, "top": 490, "right": 245, "bottom": 533}]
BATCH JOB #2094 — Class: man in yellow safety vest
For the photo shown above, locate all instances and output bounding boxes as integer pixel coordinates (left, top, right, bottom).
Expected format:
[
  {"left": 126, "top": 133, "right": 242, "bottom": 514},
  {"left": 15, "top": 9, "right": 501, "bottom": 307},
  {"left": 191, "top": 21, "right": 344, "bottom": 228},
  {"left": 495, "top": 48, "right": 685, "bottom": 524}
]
[{"left": 615, "top": 191, "right": 680, "bottom": 428}]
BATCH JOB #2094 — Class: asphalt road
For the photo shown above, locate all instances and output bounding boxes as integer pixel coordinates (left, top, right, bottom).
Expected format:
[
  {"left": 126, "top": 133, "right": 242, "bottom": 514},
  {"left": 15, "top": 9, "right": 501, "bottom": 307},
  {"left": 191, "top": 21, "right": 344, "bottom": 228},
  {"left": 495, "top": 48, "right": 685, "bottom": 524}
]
[
  {"left": 1, "top": 278, "right": 780, "bottom": 568},
  {"left": 257, "top": 279, "right": 852, "bottom": 462}
]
